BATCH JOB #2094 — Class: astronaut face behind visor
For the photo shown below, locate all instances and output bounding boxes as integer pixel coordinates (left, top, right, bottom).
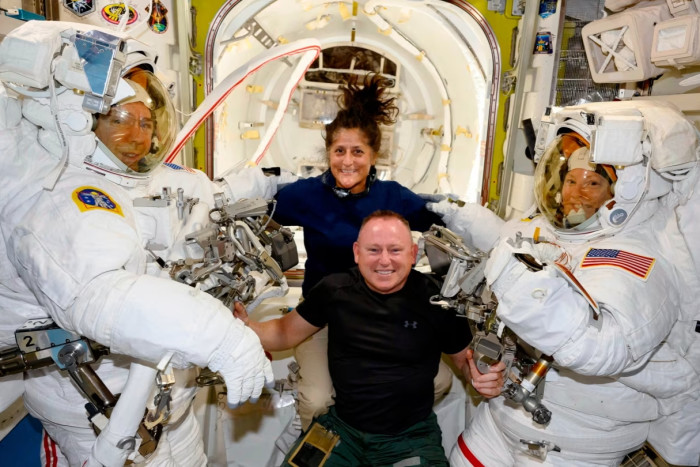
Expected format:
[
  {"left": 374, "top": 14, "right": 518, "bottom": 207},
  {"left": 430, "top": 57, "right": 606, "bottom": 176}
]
[
  {"left": 91, "top": 68, "right": 175, "bottom": 176},
  {"left": 95, "top": 102, "right": 154, "bottom": 171},
  {"left": 535, "top": 131, "right": 617, "bottom": 231}
]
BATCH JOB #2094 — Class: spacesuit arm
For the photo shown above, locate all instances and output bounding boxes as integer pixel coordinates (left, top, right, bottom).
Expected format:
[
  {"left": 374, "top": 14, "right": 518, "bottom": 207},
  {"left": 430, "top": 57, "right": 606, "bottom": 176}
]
[
  {"left": 0, "top": 83, "right": 21, "bottom": 130},
  {"left": 491, "top": 259, "right": 665, "bottom": 376},
  {"left": 69, "top": 270, "right": 273, "bottom": 406},
  {"left": 70, "top": 270, "right": 237, "bottom": 367},
  {"left": 215, "top": 166, "right": 298, "bottom": 201},
  {"left": 9, "top": 190, "right": 252, "bottom": 369},
  {"left": 10, "top": 201, "right": 272, "bottom": 406}
]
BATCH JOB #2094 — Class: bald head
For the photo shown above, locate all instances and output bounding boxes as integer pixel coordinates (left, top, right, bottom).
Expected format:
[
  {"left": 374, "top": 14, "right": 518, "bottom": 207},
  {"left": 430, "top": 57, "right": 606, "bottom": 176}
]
[{"left": 353, "top": 211, "right": 418, "bottom": 294}]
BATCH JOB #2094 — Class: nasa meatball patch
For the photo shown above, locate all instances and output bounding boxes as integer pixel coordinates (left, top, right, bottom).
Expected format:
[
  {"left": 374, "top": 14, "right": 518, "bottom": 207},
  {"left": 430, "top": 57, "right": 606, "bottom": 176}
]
[{"left": 72, "top": 186, "right": 124, "bottom": 217}]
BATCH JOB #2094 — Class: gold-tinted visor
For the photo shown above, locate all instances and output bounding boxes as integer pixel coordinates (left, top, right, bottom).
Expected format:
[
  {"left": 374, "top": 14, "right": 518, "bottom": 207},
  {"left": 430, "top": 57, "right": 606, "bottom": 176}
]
[
  {"left": 93, "top": 68, "right": 175, "bottom": 174},
  {"left": 535, "top": 133, "right": 615, "bottom": 229}
]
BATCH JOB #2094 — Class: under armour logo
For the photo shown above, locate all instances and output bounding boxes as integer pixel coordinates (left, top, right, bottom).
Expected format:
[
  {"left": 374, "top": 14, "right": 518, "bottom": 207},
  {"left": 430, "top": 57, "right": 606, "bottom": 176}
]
[{"left": 404, "top": 321, "right": 418, "bottom": 329}]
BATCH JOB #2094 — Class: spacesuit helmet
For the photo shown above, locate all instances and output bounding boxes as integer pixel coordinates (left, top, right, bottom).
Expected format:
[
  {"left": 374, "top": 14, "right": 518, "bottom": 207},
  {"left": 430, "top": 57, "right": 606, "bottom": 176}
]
[
  {"left": 0, "top": 21, "right": 177, "bottom": 188},
  {"left": 533, "top": 102, "right": 699, "bottom": 241},
  {"left": 534, "top": 122, "right": 617, "bottom": 232},
  {"left": 88, "top": 67, "right": 176, "bottom": 179}
]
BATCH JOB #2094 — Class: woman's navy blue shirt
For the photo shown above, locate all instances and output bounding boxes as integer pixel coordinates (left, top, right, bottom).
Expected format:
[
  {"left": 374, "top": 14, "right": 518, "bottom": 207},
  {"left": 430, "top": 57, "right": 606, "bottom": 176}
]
[{"left": 273, "top": 170, "right": 443, "bottom": 296}]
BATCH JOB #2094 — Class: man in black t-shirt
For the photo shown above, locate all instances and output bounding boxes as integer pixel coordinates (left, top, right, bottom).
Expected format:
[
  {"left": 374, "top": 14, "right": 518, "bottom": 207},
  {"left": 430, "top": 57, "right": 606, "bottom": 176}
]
[{"left": 234, "top": 210, "right": 504, "bottom": 466}]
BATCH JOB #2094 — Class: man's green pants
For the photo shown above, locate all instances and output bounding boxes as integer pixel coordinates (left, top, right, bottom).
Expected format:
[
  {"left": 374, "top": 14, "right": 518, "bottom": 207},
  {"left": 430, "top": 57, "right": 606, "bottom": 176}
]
[{"left": 282, "top": 407, "right": 449, "bottom": 467}]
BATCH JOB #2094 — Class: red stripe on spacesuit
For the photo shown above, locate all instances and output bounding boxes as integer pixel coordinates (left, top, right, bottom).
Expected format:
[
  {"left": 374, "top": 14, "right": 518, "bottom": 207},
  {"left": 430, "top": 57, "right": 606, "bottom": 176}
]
[
  {"left": 42, "top": 430, "right": 50, "bottom": 466},
  {"left": 43, "top": 430, "right": 57, "bottom": 467},
  {"left": 50, "top": 436, "right": 57, "bottom": 467},
  {"left": 457, "top": 433, "right": 486, "bottom": 467}
]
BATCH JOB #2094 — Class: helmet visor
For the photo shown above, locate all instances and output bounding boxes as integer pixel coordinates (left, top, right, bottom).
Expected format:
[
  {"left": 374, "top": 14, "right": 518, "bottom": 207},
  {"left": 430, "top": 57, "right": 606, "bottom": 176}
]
[
  {"left": 93, "top": 68, "right": 175, "bottom": 174},
  {"left": 535, "top": 133, "right": 615, "bottom": 229}
]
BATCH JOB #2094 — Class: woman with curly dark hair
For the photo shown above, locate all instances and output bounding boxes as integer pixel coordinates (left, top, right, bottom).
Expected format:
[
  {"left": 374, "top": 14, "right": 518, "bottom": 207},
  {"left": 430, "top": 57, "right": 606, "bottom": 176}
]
[{"left": 271, "top": 74, "right": 449, "bottom": 433}]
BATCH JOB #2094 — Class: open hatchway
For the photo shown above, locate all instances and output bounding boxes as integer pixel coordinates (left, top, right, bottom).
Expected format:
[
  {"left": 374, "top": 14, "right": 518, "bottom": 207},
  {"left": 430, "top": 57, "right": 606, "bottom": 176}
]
[
  {"left": 205, "top": 0, "right": 500, "bottom": 204},
  {"left": 194, "top": 3, "right": 502, "bottom": 464}
]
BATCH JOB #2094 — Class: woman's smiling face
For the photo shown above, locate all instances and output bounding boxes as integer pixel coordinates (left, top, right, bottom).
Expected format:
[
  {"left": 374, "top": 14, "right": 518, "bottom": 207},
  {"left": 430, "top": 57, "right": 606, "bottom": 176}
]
[{"left": 328, "top": 128, "right": 377, "bottom": 194}]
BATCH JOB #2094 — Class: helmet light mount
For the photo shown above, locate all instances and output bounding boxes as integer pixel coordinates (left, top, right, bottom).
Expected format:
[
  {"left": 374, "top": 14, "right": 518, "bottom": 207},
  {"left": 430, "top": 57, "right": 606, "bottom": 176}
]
[
  {"left": 589, "top": 114, "right": 645, "bottom": 167},
  {"left": 52, "top": 29, "right": 126, "bottom": 115}
]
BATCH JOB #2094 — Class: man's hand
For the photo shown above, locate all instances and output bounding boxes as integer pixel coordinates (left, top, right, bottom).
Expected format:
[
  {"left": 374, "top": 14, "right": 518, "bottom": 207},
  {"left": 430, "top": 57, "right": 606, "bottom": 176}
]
[
  {"left": 463, "top": 348, "right": 505, "bottom": 398},
  {"left": 233, "top": 301, "right": 250, "bottom": 325}
]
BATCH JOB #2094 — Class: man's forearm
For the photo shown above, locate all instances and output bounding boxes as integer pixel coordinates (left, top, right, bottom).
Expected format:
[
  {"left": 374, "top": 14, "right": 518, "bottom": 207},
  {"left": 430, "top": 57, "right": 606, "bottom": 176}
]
[
  {"left": 244, "top": 310, "right": 319, "bottom": 351},
  {"left": 247, "top": 319, "right": 291, "bottom": 351},
  {"left": 449, "top": 346, "right": 470, "bottom": 370}
]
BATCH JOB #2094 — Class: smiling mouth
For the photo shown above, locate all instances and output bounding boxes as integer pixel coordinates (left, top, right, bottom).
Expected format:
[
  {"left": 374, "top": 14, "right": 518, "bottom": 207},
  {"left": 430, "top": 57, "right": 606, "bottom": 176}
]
[
  {"left": 120, "top": 152, "right": 142, "bottom": 160},
  {"left": 375, "top": 270, "right": 394, "bottom": 275},
  {"left": 565, "top": 202, "right": 591, "bottom": 211}
]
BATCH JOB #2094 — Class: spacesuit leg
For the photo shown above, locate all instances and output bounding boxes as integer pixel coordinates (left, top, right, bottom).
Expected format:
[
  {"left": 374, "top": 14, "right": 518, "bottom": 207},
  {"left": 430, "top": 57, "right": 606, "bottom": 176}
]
[
  {"left": 449, "top": 402, "right": 514, "bottom": 467},
  {"left": 455, "top": 400, "right": 641, "bottom": 466},
  {"left": 294, "top": 326, "right": 334, "bottom": 431},
  {"left": 39, "top": 429, "right": 69, "bottom": 467},
  {"left": 648, "top": 396, "right": 700, "bottom": 466},
  {"left": 266, "top": 417, "right": 303, "bottom": 467},
  {"left": 36, "top": 398, "right": 206, "bottom": 466},
  {"left": 144, "top": 406, "right": 206, "bottom": 466},
  {"left": 39, "top": 419, "right": 95, "bottom": 467}
]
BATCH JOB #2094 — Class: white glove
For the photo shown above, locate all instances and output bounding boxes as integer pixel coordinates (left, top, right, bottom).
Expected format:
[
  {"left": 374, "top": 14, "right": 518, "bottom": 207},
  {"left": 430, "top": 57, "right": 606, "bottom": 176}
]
[
  {"left": 512, "top": 240, "right": 570, "bottom": 269},
  {"left": 418, "top": 193, "right": 458, "bottom": 204},
  {"left": 261, "top": 166, "right": 298, "bottom": 188},
  {"left": 216, "top": 166, "right": 299, "bottom": 201},
  {"left": 484, "top": 236, "right": 567, "bottom": 296},
  {"left": 426, "top": 200, "right": 505, "bottom": 252},
  {"left": 208, "top": 319, "right": 274, "bottom": 408},
  {"left": 484, "top": 239, "right": 524, "bottom": 294}
]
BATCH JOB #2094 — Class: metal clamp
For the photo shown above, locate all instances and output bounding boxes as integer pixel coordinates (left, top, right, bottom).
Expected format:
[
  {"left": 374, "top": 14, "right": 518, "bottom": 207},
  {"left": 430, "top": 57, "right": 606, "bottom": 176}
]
[
  {"left": 519, "top": 439, "right": 560, "bottom": 461},
  {"left": 145, "top": 366, "right": 175, "bottom": 428}
]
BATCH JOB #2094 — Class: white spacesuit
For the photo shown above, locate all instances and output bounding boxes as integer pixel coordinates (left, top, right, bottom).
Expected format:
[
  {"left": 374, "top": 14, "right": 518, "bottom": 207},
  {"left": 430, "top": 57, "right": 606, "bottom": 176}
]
[
  {"left": 0, "top": 21, "right": 293, "bottom": 466},
  {"left": 433, "top": 101, "right": 700, "bottom": 466}
]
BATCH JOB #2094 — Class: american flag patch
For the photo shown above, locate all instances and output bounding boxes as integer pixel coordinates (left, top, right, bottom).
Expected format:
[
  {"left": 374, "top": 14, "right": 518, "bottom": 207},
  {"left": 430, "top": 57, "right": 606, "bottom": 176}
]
[
  {"left": 580, "top": 248, "right": 655, "bottom": 280},
  {"left": 163, "top": 162, "right": 196, "bottom": 173}
]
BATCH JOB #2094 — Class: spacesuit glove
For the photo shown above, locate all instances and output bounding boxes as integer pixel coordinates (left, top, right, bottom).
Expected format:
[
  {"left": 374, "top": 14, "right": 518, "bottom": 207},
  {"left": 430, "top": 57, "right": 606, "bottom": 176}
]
[
  {"left": 216, "top": 166, "right": 299, "bottom": 201},
  {"left": 484, "top": 240, "right": 529, "bottom": 297},
  {"left": 522, "top": 241, "right": 570, "bottom": 269},
  {"left": 418, "top": 192, "right": 459, "bottom": 204},
  {"left": 427, "top": 200, "right": 505, "bottom": 252},
  {"left": 418, "top": 193, "right": 444, "bottom": 203},
  {"left": 261, "top": 166, "right": 298, "bottom": 188},
  {"left": 208, "top": 319, "right": 274, "bottom": 408},
  {"left": 422, "top": 193, "right": 460, "bottom": 212},
  {"left": 485, "top": 235, "right": 568, "bottom": 298}
]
